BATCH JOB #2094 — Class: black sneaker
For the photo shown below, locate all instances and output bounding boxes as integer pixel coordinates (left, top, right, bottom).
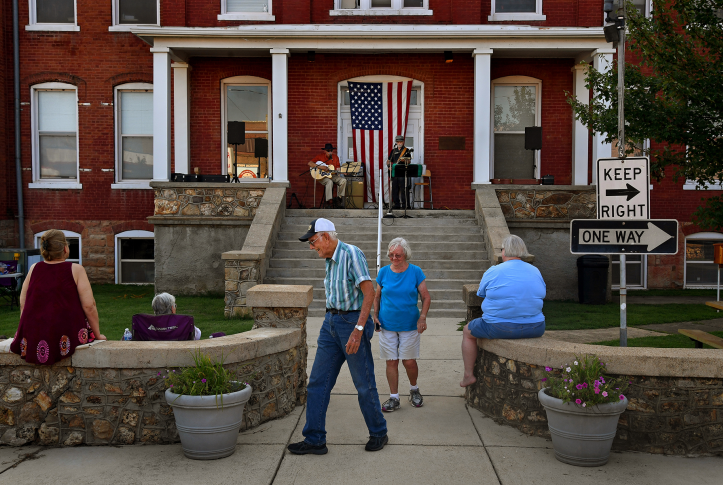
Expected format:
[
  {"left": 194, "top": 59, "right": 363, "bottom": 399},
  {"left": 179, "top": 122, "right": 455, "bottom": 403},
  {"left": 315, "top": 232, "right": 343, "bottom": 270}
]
[
  {"left": 365, "top": 435, "right": 388, "bottom": 452},
  {"left": 381, "top": 397, "right": 400, "bottom": 412},
  {"left": 287, "top": 440, "right": 328, "bottom": 455}
]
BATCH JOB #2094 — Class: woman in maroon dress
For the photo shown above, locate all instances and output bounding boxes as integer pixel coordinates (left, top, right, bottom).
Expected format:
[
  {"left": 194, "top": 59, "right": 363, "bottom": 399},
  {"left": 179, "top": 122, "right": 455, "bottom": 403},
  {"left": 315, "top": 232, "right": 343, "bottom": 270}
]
[{"left": 11, "top": 229, "right": 106, "bottom": 365}]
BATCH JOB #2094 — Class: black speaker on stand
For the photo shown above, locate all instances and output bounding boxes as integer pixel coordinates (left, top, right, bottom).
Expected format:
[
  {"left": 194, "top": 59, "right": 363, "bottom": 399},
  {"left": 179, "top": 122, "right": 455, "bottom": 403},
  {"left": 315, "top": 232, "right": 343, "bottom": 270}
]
[
  {"left": 228, "top": 121, "right": 246, "bottom": 183},
  {"left": 254, "top": 138, "right": 268, "bottom": 179},
  {"left": 525, "top": 126, "right": 543, "bottom": 179}
]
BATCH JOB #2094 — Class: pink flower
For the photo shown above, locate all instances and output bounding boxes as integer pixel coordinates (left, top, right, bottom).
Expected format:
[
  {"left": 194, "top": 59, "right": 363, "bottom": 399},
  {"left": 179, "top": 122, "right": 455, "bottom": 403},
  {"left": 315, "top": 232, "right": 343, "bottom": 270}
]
[
  {"left": 593, "top": 380, "right": 601, "bottom": 387},
  {"left": 602, "top": 391, "right": 608, "bottom": 397},
  {"left": 594, "top": 388, "right": 600, "bottom": 394},
  {"left": 619, "top": 394, "right": 626, "bottom": 400},
  {"left": 541, "top": 378, "right": 547, "bottom": 382},
  {"left": 582, "top": 382, "right": 588, "bottom": 389},
  {"left": 201, "top": 378, "right": 207, "bottom": 383},
  {"left": 582, "top": 403, "right": 587, "bottom": 407},
  {"left": 600, "top": 377, "right": 606, "bottom": 384},
  {"left": 545, "top": 367, "right": 552, "bottom": 372},
  {"left": 576, "top": 384, "right": 583, "bottom": 390},
  {"left": 575, "top": 399, "right": 582, "bottom": 404}
]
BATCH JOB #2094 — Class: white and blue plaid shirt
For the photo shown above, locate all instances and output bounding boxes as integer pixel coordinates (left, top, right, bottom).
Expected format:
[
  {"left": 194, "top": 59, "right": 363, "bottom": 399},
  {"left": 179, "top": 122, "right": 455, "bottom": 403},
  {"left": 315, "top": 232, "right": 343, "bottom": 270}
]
[{"left": 324, "top": 240, "right": 371, "bottom": 311}]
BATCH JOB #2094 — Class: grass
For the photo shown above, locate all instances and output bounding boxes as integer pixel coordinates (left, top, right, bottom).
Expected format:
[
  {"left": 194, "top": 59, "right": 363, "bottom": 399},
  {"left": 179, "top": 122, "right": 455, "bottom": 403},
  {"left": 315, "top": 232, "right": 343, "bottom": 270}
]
[
  {"left": 0, "top": 284, "right": 253, "bottom": 341},
  {"left": 593, "top": 331, "right": 723, "bottom": 349},
  {"left": 542, "top": 300, "right": 720, "bottom": 331}
]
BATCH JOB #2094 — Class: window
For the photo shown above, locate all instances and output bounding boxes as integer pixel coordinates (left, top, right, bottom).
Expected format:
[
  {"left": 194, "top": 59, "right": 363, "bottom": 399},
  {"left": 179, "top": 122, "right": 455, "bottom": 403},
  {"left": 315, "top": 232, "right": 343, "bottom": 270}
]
[
  {"left": 219, "top": 0, "right": 275, "bottom": 20},
  {"left": 114, "top": 83, "right": 153, "bottom": 187},
  {"left": 491, "top": 76, "right": 541, "bottom": 180},
  {"left": 331, "top": 0, "right": 432, "bottom": 15},
  {"left": 611, "top": 255, "right": 647, "bottom": 289},
  {"left": 489, "top": 0, "right": 546, "bottom": 21},
  {"left": 221, "top": 77, "right": 271, "bottom": 179},
  {"left": 34, "top": 230, "right": 81, "bottom": 264},
  {"left": 685, "top": 233, "right": 723, "bottom": 287},
  {"left": 631, "top": 0, "right": 652, "bottom": 17},
  {"left": 26, "top": 0, "right": 79, "bottom": 32},
  {"left": 110, "top": 0, "right": 159, "bottom": 31},
  {"left": 30, "top": 83, "right": 80, "bottom": 189},
  {"left": 115, "top": 231, "right": 154, "bottom": 284}
]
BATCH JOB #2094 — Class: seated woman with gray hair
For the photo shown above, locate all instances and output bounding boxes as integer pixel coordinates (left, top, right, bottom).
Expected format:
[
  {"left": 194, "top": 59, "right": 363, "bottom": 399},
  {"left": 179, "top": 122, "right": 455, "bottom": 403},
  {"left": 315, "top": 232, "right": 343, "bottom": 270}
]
[
  {"left": 460, "top": 235, "right": 546, "bottom": 388},
  {"left": 152, "top": 293, "right": 202, "bottom": 341}
]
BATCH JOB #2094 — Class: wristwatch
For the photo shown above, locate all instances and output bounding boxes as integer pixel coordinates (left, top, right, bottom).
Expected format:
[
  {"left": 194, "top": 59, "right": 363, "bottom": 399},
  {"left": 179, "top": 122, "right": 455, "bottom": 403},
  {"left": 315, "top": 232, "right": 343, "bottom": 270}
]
[{"left": 354, "top": 325, "right": 365, "bottom": 332}]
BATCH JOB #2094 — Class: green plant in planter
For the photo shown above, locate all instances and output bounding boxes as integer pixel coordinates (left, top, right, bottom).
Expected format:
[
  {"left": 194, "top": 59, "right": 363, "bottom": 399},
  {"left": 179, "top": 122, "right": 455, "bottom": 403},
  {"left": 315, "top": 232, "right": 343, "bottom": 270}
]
[
  {"left": 162, "top": 349, "right": 248, "bottom": 398},
  {"left": 543, "top": 354, "right": 629, "bottom": 407}
]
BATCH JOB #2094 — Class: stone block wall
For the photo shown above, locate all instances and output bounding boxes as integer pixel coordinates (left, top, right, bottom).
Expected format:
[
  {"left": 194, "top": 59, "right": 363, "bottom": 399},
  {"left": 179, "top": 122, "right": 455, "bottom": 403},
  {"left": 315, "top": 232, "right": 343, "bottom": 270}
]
[
  {"left": 466, "top": 348, "right": 723, "bottom": 456},
  {"left": 495, "top": 186, "right": 596, "bottom": 220},
  {"left": 225, "top": 259, "right": 261, "bottom": 317},
  {"left": 153, "top": 186, "right": 264, "bottom": 218}
]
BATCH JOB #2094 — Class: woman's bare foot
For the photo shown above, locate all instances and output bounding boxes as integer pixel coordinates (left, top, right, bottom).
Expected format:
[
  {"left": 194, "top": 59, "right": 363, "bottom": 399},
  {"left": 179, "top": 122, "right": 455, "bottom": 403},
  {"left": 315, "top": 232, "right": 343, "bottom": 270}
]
[{"left": 459, "top": 375, "right": 477, "bottom": 387}]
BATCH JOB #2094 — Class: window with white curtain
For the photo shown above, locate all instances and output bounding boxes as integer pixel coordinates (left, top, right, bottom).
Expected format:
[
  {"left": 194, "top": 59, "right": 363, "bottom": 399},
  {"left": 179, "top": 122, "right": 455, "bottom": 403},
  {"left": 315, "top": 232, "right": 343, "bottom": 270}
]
[
  {"left": 26, "top": 0, "right": 79, "bottom": 32},
  {"left": 30, "top": 83, "right": 79, "bottom": 188},
  {"left": 489, "top": 0, "right": 545, "bottom": 21},
  {"left": 219, "top": 0, "right": 275, "bottom": 20},
  {"left": 115, "top": 84, "right": 154, "bottom": 184},
  {"left": 332, "top": 0, "right": 432, "bottom": 15}
]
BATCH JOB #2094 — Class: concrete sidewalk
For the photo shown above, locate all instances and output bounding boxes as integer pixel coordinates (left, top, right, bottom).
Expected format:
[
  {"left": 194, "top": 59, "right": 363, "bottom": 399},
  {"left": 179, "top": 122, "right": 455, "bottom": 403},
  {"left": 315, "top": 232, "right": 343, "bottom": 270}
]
[{"left": 1, "top": 317, "right": 720, "bottom": 484}]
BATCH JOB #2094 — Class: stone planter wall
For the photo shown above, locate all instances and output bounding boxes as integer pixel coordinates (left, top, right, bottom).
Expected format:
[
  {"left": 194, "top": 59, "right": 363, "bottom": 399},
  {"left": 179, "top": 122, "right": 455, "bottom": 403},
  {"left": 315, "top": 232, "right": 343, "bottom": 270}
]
[
  {"left": 465, "top": 338, "right": 723, "bottom": 456},
  {"left": 0, "top": 285, "right": 312, "bottom": 448},
  {"left": 493, "top": 185, "right": 596, "bottom": 221}
]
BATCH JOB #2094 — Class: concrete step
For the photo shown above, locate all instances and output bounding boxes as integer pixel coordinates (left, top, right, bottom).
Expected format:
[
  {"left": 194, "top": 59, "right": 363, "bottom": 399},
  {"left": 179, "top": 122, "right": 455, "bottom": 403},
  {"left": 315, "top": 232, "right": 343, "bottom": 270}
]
[
  {"left": 268, "top": 259, "right": 489, "bottom": 270},
  {"left": 286, "top": 209, "right": 476, "bottom": 220},
  {"left": 273, "top": 240, "right": 486, "bottom": 251},
  {"left": 272, "top": 249, "right": 487, "bottom": 261},
  {"left": 282, "top": 220, "right": 479, "bottom": 230},
  {"left": 265, "top": 267, "right": 485, "bottom": 280},
  {"left": 307, "top": 306, "right": 466, "bottom": 319},
  {"left": 265, "top": 277, "right": 476, "bottom": 292},
  {"left": 276, "top": 232, "right": 481, "bottom": 242}
]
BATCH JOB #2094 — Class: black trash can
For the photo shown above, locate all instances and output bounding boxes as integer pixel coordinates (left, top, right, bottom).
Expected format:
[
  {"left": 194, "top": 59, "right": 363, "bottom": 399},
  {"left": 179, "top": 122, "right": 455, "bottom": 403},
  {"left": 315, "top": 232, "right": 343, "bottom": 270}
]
[{"left": 577, "top": 255, "right": 610, "bottom": 304}]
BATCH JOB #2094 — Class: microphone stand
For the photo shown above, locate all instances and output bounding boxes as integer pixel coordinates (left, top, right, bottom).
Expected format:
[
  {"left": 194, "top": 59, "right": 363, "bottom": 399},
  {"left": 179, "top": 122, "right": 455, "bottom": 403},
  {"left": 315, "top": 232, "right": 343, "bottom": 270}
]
[
  {"left": 231, "top": 144, "right": 240, "bottom": 183},
  {"left": 384, "top": 160, "right": 395, "bottom": 219}
]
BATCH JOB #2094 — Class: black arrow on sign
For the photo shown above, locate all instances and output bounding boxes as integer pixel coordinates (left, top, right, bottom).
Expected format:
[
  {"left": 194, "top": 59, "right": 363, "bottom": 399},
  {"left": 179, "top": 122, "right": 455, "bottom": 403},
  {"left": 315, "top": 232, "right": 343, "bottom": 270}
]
[{"left": 606, "top": 183, "right": 640, "bottom": 201}]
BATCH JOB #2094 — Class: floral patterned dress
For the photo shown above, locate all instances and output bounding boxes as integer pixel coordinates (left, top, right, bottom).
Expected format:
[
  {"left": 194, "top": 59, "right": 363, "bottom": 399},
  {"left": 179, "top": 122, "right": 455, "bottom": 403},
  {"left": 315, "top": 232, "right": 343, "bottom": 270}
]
[{"left": 10, "top": 261, "right": 94, "bottom": 365}]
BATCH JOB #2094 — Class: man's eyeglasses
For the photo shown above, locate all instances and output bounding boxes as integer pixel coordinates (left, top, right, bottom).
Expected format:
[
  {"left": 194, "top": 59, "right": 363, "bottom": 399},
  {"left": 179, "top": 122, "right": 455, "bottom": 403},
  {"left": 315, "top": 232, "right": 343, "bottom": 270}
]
[{"left": 308, "top": 235, "right": 323, "bottom": 246}]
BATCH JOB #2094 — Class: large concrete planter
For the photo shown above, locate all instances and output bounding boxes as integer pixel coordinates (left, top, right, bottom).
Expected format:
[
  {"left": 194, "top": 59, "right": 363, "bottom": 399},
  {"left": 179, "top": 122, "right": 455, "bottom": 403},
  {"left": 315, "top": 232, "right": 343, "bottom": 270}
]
[
  {"left": 165, "top": 383, "right": 253, "bottom": 460},
  {"left": 538, "top": 388, "right": 628, "bottom": 467}
]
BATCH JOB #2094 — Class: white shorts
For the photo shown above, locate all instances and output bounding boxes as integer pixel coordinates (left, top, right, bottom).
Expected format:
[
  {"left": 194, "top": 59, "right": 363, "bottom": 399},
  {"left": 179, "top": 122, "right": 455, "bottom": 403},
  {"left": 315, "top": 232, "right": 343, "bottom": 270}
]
[{"left": 378, "top": 328, "right": 421, "bottom": 361}]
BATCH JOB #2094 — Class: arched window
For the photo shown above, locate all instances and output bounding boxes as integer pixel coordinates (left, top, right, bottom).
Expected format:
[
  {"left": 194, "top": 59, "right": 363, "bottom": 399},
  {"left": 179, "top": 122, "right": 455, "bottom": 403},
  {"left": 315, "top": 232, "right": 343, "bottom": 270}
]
[
  {"left": 34, "top": 230, "right": 81, "bottom": 264},
  {"left": 685, "top": 232, "right": 723, "bottom": 288},
  {"left": 115, "top": 230, "right": 154, "bottom": 284}
]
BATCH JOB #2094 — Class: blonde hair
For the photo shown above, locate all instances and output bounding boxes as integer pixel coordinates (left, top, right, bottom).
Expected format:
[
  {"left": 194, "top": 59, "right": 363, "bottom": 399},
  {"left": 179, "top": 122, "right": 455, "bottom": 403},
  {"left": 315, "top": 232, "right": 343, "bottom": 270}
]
[{"left": 40, "top": 230, "right": 68, "bottom": 261}]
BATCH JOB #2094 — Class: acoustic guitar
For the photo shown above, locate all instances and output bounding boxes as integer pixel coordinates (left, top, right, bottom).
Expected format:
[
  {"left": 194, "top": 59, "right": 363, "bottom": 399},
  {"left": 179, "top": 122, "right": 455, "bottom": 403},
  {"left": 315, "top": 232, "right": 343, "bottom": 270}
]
[{"left": 311, "top": 164, "right": 338, "bottom": 180}]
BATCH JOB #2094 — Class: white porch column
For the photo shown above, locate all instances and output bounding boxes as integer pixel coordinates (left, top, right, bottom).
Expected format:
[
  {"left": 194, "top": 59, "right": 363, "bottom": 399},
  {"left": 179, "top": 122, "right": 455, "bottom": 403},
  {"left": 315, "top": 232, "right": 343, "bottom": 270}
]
[
  {"left": 473, "top": 48, "right": 493, "bottom": 184},
  {"left": 271, "top": 48, "right": 290, "bottom": 183},
  {"left": 571, "top": 63, "right": 590, "bottom": 185},
  {"left": 592, "top": 48, "right": 615, "bottom": 183},
  {"left": 172, "top": 62, "right": 190, "bottom": 175},
  {"left": 151, "top": 47, "right": 171, "bottom": 181}
]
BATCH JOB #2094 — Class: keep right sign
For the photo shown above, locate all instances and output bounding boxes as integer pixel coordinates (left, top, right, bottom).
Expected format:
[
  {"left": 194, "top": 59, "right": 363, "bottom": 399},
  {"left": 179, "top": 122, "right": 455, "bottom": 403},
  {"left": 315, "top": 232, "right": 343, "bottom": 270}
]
[{"left": 596, "top": 157, "right": 650, "bottom": 220}]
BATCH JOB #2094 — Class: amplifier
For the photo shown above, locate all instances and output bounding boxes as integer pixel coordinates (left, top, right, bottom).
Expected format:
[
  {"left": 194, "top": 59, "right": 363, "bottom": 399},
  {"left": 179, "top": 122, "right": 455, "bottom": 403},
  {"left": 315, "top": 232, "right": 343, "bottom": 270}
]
[{"left": 201, "top": 174, "right": 230, "bottom": 183}]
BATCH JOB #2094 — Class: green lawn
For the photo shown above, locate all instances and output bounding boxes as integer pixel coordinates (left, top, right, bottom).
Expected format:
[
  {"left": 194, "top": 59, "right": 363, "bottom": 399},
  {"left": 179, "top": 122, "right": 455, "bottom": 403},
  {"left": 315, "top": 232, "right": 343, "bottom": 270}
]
[
  {"left": 594, "top": 331, "right": 723, "bottom": 349},
  {"left": 542, "top": 300, "right": 719, "bottom": 331},
  {"left": 0, "top": 284, "right": 253, "bottom": 341}
]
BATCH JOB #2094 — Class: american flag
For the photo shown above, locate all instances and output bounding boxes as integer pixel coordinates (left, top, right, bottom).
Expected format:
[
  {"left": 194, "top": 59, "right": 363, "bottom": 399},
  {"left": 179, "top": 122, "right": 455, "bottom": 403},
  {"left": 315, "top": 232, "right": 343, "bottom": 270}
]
[{"left": 349, "top": 81, "right": 413, "bottom": 203}]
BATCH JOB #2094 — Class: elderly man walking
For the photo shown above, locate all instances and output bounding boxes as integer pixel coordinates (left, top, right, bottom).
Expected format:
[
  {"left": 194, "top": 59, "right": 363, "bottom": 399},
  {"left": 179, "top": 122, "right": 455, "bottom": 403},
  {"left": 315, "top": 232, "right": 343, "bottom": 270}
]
[{"left": 288, "top": 218, "right": 388, "bottom": 455}]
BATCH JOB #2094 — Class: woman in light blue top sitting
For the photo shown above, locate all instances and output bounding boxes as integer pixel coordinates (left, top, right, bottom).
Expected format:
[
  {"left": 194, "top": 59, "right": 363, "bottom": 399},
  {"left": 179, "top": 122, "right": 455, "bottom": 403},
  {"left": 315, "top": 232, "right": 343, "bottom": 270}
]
[
  {"left": 460, "top": 235, "right": 546, "bottom": 388},
  {"left": 373, "top": 238, "right": 431, "bottom": 412}
]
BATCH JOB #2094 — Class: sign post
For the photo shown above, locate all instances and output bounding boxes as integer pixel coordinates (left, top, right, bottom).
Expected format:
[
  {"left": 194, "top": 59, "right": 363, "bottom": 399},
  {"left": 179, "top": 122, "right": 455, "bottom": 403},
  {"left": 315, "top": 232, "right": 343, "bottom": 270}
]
[{"left": 594, "top": 156, "right": 651, "bottom": 347}]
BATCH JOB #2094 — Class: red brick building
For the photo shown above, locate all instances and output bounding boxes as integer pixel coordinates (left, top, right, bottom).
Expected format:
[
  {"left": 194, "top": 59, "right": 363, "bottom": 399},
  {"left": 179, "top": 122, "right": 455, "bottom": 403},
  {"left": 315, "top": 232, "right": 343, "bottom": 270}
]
[{"left": 1, "top": 0, "right": 720, "bottom": 288}]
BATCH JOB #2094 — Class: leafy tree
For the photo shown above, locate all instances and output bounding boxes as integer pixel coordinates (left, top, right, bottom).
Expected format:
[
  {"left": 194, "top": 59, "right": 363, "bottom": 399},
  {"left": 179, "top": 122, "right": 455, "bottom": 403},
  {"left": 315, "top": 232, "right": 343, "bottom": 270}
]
[{"left": 568, "top": 0, "right": 723, "bottom": 230}]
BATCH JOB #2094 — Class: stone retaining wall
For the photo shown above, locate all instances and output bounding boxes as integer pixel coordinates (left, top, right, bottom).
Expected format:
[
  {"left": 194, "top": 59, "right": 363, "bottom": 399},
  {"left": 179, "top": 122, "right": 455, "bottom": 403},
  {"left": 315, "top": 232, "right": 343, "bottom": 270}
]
[
  {"left": 465, "top": 338, "right": 723, "bottom": 456},
  {"left": 493, "top": 185, "right": 596, "bottom": 220},
  {"left": 0, "top": 285, "right": 312, "bottom": 448}
]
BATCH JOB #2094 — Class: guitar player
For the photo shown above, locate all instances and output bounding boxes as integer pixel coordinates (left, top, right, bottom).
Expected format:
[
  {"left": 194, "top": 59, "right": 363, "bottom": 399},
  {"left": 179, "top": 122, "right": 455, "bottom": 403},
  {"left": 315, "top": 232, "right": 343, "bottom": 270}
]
[
  {"left": 308, "top": 143, "right": 347, "bottom": 209},
  {"left": 386, "top": 135, "right": 414, "bottom": 210}
]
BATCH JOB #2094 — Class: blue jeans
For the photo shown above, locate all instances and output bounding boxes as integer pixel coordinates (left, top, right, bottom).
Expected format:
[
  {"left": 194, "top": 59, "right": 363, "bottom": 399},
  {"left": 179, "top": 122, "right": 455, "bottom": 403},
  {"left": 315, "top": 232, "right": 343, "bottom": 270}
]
[
  {"left": 302, "top": 311, "right": 387, "bottom": 445},
  {"left": 468, "top": 317, "right": 545, "bottom": 340}
]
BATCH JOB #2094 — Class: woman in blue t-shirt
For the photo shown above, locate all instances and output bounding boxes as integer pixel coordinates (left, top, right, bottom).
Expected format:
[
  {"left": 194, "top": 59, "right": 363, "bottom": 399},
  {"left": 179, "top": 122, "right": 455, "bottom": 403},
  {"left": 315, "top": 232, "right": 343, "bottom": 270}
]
[
  {"left": 460, "top": 235, "right": 546, "bottom": 388},
  {"left": 372, "top": 238, "right": 431, "bottom": 412}
]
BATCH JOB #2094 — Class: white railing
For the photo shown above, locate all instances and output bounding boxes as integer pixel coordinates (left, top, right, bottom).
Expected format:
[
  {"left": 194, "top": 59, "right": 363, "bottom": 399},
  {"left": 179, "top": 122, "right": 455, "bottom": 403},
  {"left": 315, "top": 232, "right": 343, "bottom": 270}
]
[{"left": 377, "top": 168, "right": 383, "bottom": 277}]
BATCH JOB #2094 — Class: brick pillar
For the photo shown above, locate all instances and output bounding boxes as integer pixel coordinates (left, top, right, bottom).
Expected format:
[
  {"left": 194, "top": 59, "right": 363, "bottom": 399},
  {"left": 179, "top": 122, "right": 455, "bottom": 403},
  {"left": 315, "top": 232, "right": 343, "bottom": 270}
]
[{"left": 247, "top": 284, "right": 313, "bottom": 405}]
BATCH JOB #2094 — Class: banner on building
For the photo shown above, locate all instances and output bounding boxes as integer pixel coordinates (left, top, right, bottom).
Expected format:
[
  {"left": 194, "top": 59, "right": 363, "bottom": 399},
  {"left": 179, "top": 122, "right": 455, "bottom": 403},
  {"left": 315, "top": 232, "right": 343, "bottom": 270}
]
[{"left": 348, "top": 80, "right": 412, "bottom": 204}]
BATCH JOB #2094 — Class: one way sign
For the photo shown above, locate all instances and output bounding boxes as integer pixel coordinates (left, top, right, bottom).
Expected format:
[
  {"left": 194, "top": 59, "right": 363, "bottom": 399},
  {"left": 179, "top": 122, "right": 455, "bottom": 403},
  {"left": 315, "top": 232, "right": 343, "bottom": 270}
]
[{"left": 570, "top": 219, "right": 679, "bottom": 255}]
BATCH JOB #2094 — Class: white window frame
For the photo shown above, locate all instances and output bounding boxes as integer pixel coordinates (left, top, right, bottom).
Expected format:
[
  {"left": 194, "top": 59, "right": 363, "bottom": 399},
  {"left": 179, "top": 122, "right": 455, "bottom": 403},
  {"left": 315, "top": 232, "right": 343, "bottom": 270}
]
[
  {"left": 220, "top": 76, "right": 272, "bottom": 179},
  {"left": 218, "top": 0, "right": 276, "bottom": 21},
  {"left": 109, "top": 0, "right": 160, "bottom": 32},
  {"left": 112, "top": 83, "right": 154, "bottom": 189},
  {"left": 26, "top": 0, "right": 80, "bottom": 31},
  {"left": 29, "top": 82, "right": 82, "bottom": 189},
  {"left": 611, "top": 254, "right": 648, "bottom": 290},
  {"left": 684, "top": 232, "right": 723, "bottom": 288},
  {"left": 34, "top": 230, "right": 82, "bottom": 264},
  {"left": 489, "top": 0, "right": 546, "bottom": 21},
  {"left": 115, "top": 230, "right": 154, "bottom": 284},
  {"left": 331, "top": 0, "right": 432, "bottom": 16},
  {"left": 490, "top": 75, "right": 542, "bottom": 180}
]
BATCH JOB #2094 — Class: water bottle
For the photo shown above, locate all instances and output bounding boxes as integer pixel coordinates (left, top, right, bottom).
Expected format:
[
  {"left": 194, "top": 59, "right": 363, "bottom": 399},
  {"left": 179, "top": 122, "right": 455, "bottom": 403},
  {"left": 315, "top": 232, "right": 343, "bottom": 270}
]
[{"left": 123, "top": 329, "right": 132, "bottom": 341}]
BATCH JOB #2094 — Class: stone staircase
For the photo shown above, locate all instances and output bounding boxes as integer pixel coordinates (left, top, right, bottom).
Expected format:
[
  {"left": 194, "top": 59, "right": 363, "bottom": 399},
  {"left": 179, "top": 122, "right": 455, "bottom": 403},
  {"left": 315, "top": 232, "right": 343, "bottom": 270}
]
[{"left": 265, "top": 209, "right": 490, "bottom": 318}]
